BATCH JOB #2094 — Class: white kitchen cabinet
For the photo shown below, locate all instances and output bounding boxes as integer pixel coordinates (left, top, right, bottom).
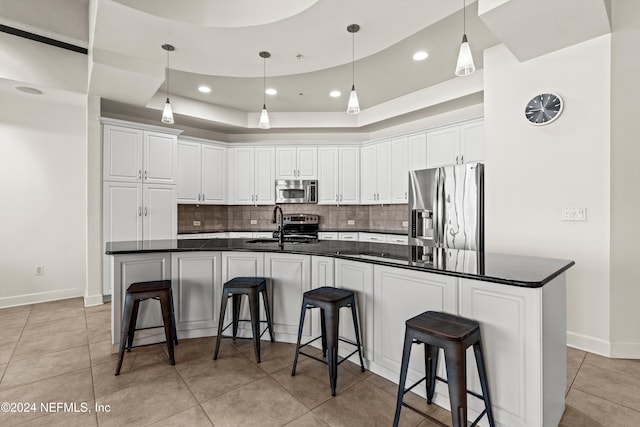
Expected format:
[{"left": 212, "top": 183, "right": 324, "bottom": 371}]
[
  {"left": 426, "top": 119, "right": 484, "bottom": 168},
  {"left": 103, "top": 182, "right": 177, "bottom": 294},
  {"left": 227, "top": 232, "right": 253, "bottom": 238},
  {"left": 265, "top": 253, "right": 312, "bottom": 340},
  {"left": 361, "top": 141, "right": 392, "bottom": 204},
  {"left": 177, "top": 138, "right": 226, "bottom": 204},
  {"left": 358, "top": 232, "right": 388, "bottom": 243},
  {"left": 171, "top": 252, "right": 222, "bottom": 337},
  {"left": 407, "top": 133, "right": 428, "bottom": 171},
  {"left": 177, "top": 232, "right": 227, "bottom": 240},
  {"left": 386, "top": 235, "right": 408, "bottom": 245},
  {"left": 335, "top": 259, "right": 373, "bottom": 362},
  {"left": 103, "top": 123, "right": 179, "bottom": 184},
  {"left": 390, "top": 137, "right": 409, "bottom": 203},
  {"left": 275, "top": 146, "right": 317, "bottom": 179},
  {"left": 372, "top": 266, "right": 457, "bottom": 385},
  {"left": 458, "top": 276, "right": 567, "bottom": 427},
  {"left": 318, "top": 232, "right": 338, "bottom": 240},
  {"left": 317, "top": 146, "right": 360, "bottom": 205},
  {"left": 229, "top": 146, "right": 275, "bottom": 205},
  {"left": 338, "top": 232, "right": 359, "bottom": 241}
]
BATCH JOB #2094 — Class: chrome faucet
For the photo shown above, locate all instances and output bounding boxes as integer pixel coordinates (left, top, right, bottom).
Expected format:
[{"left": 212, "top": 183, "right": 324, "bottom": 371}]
[{"left": 272, "top": 205, "right": 284, "bottom": 245}]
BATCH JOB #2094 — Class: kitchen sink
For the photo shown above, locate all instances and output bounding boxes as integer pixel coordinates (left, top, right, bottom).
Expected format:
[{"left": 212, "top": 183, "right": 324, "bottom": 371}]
[{"left": 246, "top": 238, "right": 317, "bottom": 245}]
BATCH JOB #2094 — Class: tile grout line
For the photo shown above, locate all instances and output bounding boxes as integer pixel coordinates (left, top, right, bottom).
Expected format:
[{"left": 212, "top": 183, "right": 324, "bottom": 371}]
[
  {"left": 0, "top": 306, "right": 33, "bottom": 387},
  {"left": 84, "top": 306, "right": 100, "bottom": 427}
]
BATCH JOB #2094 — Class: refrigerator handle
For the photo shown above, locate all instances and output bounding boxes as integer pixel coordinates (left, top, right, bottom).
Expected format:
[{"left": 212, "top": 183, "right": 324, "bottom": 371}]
[{"left": 435, "top": 168, "right": 445, "bottom": 247}]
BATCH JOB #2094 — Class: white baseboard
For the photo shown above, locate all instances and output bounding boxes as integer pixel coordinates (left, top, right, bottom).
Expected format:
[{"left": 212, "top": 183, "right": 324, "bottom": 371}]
[
  {"left": 567, "top": 331, "right": 611, "bottom": 357},
  {"left": 84, "top": 293, "right": 104, "bottom": 307},
  {"left": 609, "top": 342, "right": 640, "bottom": 359},
  {"left": 0, "top": 287, "right": 85, "bottom": 309}
]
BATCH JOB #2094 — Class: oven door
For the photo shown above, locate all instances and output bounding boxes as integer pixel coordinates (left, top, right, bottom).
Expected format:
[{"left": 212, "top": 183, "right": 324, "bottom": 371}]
[{"left": 275, "top": 180, "right": 307, "bottom": 203}]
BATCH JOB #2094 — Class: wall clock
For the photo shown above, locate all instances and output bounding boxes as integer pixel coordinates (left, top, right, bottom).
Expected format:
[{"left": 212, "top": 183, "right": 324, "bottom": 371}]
[{"left": 524, "top": 93, "right": 563, "bottom": 125}]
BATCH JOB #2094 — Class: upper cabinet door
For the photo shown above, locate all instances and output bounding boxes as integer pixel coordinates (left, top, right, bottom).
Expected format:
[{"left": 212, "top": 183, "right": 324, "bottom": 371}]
[
  {"left": 231, "top": 147, "right": 255, "bottom": 205},
  {"left": 391, "top": 137, "right": 408, "bottom": 203},
  {"left": 177, "top": 140, "right": 202, "bottom": 204},
  {"left": 254, "top": 147, "right": 275, "bottom": 205},
  {"left": 317, "top": 147, "right": 339, "bottom": 204},
  {"left": 339, "top": 146, "right": 360, "bottom": 205},
  {"left": 376, "top": 141, "right": 392, "bottom": 203},
  {"left": 426, "top": 126, "right": 459, "bottom": 168},
  {"left": 460, "top": 121, "right": 485, "bottom": 165},
  {"left": 144, "top": 131, "right": 178, "bottom": 184},
  {"left": 201, "top": 145, "right": 226, "bottom": 204},
  {"left": 275, "top": 147, "right": 296, "bottom": 179},
  {"left": 296, "top": 146, "right": 317, "bottom": 179},
  {"left": 103, "top": 125, "right": 143, "bottom": 182},
  {"left": 360, "top": 144, "right": 378, "bottom": 204},
  {"left": 407, "top": 133, "right": 427, "bottom": 171}
]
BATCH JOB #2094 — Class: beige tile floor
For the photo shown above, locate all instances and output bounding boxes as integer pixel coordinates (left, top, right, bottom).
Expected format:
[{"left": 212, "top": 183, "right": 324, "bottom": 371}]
[{"left": 1, "top": 298, "right": 640, "bottom": 426}]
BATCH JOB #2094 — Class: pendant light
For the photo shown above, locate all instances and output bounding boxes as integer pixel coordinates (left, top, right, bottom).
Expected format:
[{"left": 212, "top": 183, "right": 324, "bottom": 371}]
[
  {"left": 258, "top": 51, "right": 271, "bottom": 129},
  {"left": 346, "top": 24, "right": 360, "bottom": 115},
  {"left": 455, "top": 0, "right": 476, "bottom": 77},
  {"left": 161, "top": 43, "right": 175, "bottom": 124}
]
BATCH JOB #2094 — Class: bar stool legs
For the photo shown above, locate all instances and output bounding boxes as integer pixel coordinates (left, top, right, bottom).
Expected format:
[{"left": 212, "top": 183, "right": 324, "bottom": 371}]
[
  {"left": 115, "top": 280, "right": 177, "bottom": 376},
  {"left": 393, "top": 311, "right": 495, "bottom": 427},
  {"left": 213, "top": 277, "right": 274, "bottom": 363},
  {"left": 291, "top": 287, "right": 365, "bottom": 397}
]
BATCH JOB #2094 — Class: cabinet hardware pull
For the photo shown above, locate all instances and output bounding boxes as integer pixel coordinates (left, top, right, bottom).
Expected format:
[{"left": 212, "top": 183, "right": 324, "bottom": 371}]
[
  {"left": 461, "top": 155, "right": 464, "bottom": 164},
  {"left": 202, "top": 193, "right": 205, "bottom": 201},
  {"left": 144, "top": 170, "right": 148, "bottom": 180},
  {"left": 138, "top": 207, "right": 141, "bottom": 216},
  {"left": 138, "top": 170, "right": 141, "bottom": 180},
  {"left": 144, "top": 207, "right": 148, "bottom": 216},
  {"left": 456, "top": 155, "right": 459, "bottom": 164},
  {"left": 405, "top": 191, "right": 407, "bottom": 199},
  {"left": 340, "top": 194, "right": 343, "bottom": 201}
]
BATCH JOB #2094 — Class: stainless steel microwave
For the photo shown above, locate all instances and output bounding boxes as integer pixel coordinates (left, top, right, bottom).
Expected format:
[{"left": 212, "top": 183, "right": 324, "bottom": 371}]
[{"left": 275, "top": 180, "right": 317, "bottom": 203}]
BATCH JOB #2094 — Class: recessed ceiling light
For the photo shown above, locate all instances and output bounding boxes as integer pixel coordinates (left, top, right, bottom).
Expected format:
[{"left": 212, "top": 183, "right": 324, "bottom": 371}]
[
  {"left": 329, "top": 90, "right": 341, "bottom": 98},
  {"left": 14, "top": 86, "right": 43, "bottom": 95},
  {"left": 413, "top": 51, "right": 429, "bottom": 61},
  {"left": 198, "top": 85, "right": 211, "bottom": 93},
  {"left": 265, "top": 88, "right": 277, "bottom": 95}
]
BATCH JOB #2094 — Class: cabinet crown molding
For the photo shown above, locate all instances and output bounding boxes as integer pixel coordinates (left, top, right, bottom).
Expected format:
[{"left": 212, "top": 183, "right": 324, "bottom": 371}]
[{"left": 99, "top": 117, "right": 184, "bottom": 136}]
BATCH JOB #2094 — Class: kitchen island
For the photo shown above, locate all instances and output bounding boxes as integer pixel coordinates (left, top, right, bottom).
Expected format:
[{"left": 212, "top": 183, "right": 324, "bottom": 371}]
[{"left": 106, "top": 238, "right": 574, "bottom": 427}]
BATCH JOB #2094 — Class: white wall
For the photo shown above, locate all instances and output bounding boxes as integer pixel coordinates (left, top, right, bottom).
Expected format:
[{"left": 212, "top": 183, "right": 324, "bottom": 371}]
[
  {"left": 0, "top": 86, "right": 88, "bottom": 307},
  {"left": 483, "top": 37, "right": 612, "bottom": 354},
  {"left": 609, "top": 0, "right": 640, "bottom": 357}
]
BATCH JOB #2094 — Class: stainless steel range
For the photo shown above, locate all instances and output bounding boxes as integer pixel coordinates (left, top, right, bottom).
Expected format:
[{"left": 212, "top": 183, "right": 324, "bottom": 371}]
[{"left": 281, "top": 214, "right": 319, "bottom": 241}]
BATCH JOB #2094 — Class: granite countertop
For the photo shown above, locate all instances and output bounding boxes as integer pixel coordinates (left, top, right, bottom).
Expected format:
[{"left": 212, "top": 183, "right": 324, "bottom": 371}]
[
  {"left": 106, "top": 238, "right": 574, "bottom": 288},
  {"left": 178, "top": 229, "right": 407, "bottom": 236}
]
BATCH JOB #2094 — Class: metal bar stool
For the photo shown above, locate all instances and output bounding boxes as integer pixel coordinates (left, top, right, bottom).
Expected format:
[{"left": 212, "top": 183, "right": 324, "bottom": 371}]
[
  {"left": 393, "top": 311, "right": 495, "bottom": 427},
  {"left": 291, "top": 286, "right": 365, "bottom": 396},
  {"left": 213, "top": 277, "right": 274, "bottom": 363},
  {"left": 115, "top": 279, "right": 178, "bottom": 376}
]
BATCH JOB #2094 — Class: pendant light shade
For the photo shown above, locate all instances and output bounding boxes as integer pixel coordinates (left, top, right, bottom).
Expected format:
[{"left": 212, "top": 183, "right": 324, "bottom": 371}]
[
  {"left": 455, "top": 1, "right": 475, "bottom": 77},
  {"left": 161, "top": 44, "right": 175, "bottom": 124},
  {"left": 258, "top": 51, "right": 271, "bottom": 129},
  {"left": 346, "top": 24, "right": 360, "bottom": 115}
]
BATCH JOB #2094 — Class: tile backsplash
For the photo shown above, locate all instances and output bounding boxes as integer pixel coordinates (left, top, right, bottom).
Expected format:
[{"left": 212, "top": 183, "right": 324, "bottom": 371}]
[{"left": 178, "top": 204, "right": 408, "bottom": 234}]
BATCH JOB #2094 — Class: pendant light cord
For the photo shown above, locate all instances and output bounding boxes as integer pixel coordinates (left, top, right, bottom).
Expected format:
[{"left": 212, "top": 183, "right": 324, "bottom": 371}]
[
  {"left": 263, "top": 57, "right": 266, "bottom": 107},
  {"left": 166, "top": 48, "right": 170, "bottom": 98},
  {"left": 463, "top": 0, "right": 466, "bottom": 35},
  {"left": 352, "top": 30, "right": 355, "bottom": 87}
]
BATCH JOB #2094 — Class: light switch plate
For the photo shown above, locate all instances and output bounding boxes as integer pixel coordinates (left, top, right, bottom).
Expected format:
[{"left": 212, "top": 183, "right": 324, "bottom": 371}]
[
  {"left": 347, "top": 220, "right": 355, "bottom": 225},
  {"left": 193, "top": 220, "right": 201, "bottom": 226},
  {"left": 250, "top": 219, "right": 258, "bottom": 225},
  {"left": 561, "top": 208, "right": 586, "bottom": 221},
  {"left": 402, "top": 221, "right": 409, "bottom": 227}
]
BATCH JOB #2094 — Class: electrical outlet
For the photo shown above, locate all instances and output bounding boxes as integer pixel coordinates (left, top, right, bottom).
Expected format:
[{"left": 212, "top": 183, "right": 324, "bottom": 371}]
[
  {"left": 35, "top": 265, "right": 44, "bottom": 276},
  {"left": 193, "top": 220, "right": 201, "bottom": 226},
  {"left": 402, "top": 221, "right": 409, "bottom": 227},
  {"left": 250, "top": 219, "right": 258, "bottom": 225},
  {"left": 561, "top": 208, "right": 587, "bottom": 222},
  {"left": 347, "top": 220, "right": 355, "bottom": 225}
]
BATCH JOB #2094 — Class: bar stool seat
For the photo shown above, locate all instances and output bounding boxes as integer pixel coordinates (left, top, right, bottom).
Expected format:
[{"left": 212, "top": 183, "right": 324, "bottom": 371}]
[
  {"left": 291, "top": 286, "right": 365, "bottom": 396},
  {"left": 393, "top": 311, "right": 495, "bottom": 427},
  {"left": 115, "top": 279, "right": 178, "bottom": 376},
  {"left": 213, "top": 277, "right": 274, "bottom": 363}
]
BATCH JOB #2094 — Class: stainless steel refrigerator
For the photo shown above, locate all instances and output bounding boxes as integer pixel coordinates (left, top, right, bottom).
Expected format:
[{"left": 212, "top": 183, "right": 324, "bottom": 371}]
[{"left": 408, "top": 163, "right": 484, "bottom": 251}]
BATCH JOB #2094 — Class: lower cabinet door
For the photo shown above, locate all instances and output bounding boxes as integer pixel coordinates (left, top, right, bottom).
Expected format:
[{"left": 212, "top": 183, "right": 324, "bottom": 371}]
[
  {"left": 112, "top": 253, "right": 171, "bottom": 347},
  {"left": 171, "top": 252, "right": 222, "bottom": 337},
  {"left": 335, "top": 259, "right": 373, "bottom": 362},
  {"left": 265, "top": 253, "right": 312, "bottom": 341},
  {"left": 372, "top": 266, "right": 457, "bottom": 386}
]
